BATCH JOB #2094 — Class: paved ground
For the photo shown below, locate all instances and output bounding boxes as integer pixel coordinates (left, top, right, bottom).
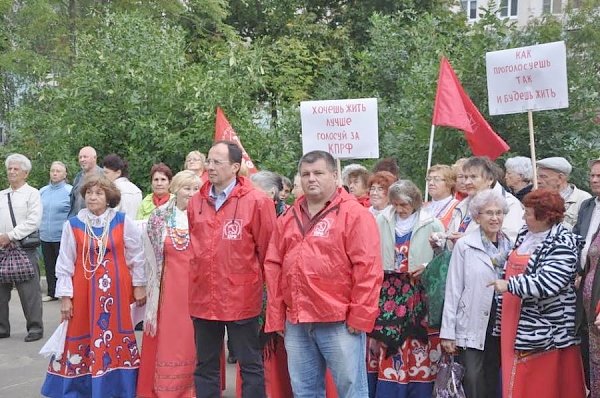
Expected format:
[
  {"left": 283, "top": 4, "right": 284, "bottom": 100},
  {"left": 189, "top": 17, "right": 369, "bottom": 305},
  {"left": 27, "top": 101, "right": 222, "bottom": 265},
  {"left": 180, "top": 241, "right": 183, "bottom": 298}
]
[{"left": 0, "top": 279, "right": 238, "bottom": 397}]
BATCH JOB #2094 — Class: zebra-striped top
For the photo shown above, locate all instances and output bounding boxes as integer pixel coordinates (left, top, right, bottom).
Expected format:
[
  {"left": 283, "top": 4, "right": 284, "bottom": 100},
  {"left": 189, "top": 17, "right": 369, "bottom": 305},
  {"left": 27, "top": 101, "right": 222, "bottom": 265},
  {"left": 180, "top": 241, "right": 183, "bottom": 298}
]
[{"left": 507, "top": 223, "right": 583, "bottom": 351}]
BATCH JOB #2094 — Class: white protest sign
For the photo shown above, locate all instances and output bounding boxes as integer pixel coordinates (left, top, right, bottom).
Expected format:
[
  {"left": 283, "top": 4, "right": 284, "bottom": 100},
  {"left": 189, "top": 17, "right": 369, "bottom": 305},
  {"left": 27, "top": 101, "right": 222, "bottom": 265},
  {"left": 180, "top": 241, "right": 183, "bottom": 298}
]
[
  {"left": 486, "top": 41, "right": 568, "bottom": 115},
  {"left": 300, "top": 98, "right": 379, "bottom": 159}
]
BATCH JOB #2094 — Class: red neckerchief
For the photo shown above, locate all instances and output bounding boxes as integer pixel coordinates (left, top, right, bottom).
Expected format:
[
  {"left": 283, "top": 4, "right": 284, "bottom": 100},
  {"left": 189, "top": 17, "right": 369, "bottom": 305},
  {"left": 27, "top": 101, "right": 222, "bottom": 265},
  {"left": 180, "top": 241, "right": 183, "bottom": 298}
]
[{"left": 152, "top": 193, "right": 170, "bottom": 207}]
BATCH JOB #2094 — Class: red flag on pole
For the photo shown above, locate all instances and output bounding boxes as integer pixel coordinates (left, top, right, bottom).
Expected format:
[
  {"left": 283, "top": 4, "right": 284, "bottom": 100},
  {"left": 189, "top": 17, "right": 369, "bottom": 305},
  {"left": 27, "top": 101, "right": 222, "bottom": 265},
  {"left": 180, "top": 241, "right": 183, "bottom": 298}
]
[
  {"left": 214, "top": 106, "right": 258, "bottom": 174},
  {"left": 432, "top": 57, "right": 509, "bottom": 160}
]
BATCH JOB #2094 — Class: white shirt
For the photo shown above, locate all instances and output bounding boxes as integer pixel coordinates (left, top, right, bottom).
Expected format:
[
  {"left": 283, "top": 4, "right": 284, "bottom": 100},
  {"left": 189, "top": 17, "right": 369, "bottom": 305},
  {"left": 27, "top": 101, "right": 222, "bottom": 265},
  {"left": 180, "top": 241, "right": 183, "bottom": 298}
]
[
  {"left": 114, "top": 177, "right": 143, "bottom": 220},
  {"left": 55, "top": 208, "right": 146, "bottom": 298},
  {"left": 0, "top": 183, "right": 42, "bottom": 240}
]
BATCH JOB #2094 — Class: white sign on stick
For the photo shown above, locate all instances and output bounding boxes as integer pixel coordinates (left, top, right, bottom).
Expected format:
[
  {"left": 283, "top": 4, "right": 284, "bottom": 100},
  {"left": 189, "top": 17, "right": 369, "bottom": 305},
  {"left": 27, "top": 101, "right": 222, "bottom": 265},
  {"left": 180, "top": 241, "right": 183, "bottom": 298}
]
[
  {"left": 300, "top": 98, "right": 379, "bottom": 159},
  {"left": 486, "top": 41, "right": 568, "bottom": 115}
]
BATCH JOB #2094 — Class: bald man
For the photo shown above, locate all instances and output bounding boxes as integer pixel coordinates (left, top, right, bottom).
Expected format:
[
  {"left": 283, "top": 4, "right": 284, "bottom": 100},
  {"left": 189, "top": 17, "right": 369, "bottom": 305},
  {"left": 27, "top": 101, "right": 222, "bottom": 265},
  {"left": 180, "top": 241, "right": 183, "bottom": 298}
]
[{"left": 67, "top": 146, "right": 104, "bottom": 217}]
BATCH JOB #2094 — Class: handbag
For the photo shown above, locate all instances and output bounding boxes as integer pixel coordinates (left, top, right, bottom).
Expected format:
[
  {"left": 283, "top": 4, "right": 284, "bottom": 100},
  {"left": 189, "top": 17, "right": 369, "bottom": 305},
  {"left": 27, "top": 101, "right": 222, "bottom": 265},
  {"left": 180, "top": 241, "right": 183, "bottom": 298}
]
[
  {"left": 6, "top": 193, "right": 41, "bottom": 249},
  {"left": 421, "top": 247, "right": 452, "bottom": 329},
  {"left": 433, "top": 355, "right": 466, "bottom": 398},
  {"left": 0, "top": 244, "right": 36, "bottom": 283}
]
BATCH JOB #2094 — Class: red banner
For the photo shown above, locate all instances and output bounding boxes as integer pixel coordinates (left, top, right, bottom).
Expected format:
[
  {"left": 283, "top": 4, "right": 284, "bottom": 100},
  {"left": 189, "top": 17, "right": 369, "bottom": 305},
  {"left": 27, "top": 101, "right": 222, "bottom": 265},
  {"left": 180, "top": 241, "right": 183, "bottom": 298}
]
[
  {"left": 214, "top": 107, "right": 257, "bottom": 174},
  {"left": 432, "top": 57, "right": 509, "bottom": 160}
]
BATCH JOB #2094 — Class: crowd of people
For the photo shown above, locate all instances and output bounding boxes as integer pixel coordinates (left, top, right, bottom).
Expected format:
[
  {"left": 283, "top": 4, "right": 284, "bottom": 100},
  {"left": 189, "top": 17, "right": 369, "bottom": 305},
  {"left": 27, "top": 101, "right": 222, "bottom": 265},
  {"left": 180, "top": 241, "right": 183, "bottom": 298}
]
[{"left": 1, "top": 144, "right": 600, "bottom": 398}]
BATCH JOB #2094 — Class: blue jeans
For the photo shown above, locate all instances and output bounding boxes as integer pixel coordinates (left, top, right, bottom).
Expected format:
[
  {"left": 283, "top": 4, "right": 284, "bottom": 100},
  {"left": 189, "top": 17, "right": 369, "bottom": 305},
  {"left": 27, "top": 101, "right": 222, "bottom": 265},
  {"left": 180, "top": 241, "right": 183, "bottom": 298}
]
[{"left": 284, "top": 321, "right": 368, "bottom": 398}]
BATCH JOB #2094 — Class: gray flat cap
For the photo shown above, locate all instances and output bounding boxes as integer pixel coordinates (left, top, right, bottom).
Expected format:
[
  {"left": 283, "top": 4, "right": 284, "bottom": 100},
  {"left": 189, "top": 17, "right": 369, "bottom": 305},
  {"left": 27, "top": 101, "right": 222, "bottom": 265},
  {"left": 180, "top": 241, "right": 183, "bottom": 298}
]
[{"left": 537, "top": 157, "right": 572, "bottom": 175}]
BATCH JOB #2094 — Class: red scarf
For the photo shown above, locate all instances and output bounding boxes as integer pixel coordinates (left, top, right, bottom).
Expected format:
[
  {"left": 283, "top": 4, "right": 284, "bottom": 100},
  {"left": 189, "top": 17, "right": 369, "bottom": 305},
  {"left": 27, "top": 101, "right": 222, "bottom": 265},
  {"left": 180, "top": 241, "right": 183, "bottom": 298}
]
[{"left": 152, "top": 193, "right": 170, "bottom": 208}]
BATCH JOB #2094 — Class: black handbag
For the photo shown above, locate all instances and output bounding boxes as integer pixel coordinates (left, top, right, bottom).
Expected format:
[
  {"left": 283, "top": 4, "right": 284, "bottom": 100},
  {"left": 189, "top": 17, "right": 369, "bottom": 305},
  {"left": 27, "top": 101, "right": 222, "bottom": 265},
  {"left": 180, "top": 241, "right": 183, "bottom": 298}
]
[{"left": 6, "top": 193, "right": 41, "bottom": 249}]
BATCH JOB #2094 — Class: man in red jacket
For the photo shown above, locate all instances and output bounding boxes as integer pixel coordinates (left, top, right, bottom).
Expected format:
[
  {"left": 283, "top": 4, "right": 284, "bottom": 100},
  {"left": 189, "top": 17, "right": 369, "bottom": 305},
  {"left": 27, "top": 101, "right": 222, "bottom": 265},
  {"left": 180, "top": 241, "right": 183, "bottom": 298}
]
[
  {"left": 188, "top": 141, "right": 276, "bottom": 398},
  {"left": 264, "top": 150, "right": 383, "bottom": 397}
]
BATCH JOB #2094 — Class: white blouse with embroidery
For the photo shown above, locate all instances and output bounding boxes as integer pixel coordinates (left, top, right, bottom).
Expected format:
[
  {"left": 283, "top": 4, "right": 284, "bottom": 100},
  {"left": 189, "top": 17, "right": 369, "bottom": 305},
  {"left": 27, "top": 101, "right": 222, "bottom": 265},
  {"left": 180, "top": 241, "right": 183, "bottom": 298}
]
[{"left": 55, "top": 208, "right": 146, "bottom": 298}]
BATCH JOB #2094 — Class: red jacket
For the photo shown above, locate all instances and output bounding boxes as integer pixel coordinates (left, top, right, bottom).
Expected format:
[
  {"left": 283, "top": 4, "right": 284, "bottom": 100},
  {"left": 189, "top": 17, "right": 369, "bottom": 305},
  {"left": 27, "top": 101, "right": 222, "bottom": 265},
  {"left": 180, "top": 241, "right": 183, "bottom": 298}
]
[
  {"left": 187, "top": 176, "right": 276, "bottom": 321},
  {"left": 264, "top": 188, "right": 383, "bottom": 333}
]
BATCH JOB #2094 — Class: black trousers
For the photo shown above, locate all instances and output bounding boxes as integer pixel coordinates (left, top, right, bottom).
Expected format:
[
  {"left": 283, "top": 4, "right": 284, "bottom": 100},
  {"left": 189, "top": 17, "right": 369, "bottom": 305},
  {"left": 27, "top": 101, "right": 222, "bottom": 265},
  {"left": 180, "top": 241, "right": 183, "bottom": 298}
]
[
  {"left": 41, "top": 241, "right": 60, "bottom": 298},
  {"left": 458, "top": 334, "right": 500, "bottom": 398},
  {"left": 192, "top": 316, "right": 265, "bottom": 398}
]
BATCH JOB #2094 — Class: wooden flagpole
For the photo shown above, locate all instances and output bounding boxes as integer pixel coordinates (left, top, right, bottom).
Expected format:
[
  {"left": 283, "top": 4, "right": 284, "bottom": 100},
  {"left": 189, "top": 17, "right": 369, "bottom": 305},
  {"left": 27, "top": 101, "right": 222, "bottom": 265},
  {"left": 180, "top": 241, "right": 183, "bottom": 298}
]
[
  {"left": 528, "top": 111, "right": 538, "bottom": 189},
  {"left": 425, "top": 124, "right": 436, "bottom": 199}
]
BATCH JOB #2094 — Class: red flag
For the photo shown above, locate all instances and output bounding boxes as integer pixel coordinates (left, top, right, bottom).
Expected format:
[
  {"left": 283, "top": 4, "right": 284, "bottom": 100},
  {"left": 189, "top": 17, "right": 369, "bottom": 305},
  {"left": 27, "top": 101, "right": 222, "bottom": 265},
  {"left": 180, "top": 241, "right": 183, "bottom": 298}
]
[
  {"left": 432, "top": 57, "right": 509, "bottom": 160},
  {"left": 214, "top": 107, "right": 258, "bottom": 174}
]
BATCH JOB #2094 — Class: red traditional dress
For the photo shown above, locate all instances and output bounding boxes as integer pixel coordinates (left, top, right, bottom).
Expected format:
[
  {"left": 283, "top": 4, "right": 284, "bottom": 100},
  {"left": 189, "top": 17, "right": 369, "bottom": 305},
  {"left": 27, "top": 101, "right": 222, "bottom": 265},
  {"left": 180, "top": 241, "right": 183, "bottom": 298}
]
[
  {"left": 137, "top": 234, "right": 196, "bottom": 397},
  {"left": 41, "top": 211, "right": 142, "bottom": 397},
  {"left": 370, "top": 231, "right": 440, "bottom": 397}
]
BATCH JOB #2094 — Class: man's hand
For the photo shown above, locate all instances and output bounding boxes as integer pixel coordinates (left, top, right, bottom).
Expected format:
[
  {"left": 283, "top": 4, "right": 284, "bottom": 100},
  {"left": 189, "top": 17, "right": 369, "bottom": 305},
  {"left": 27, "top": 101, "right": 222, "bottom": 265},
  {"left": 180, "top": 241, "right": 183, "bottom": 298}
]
[
  {"left": 347, "top": 325, "right": 361, "bottom": 335},
  {"left": 60, "top": 297, "right": 73, "bottom": 322},
  {"left": 0, "top": 234, "right": 11, "bottom": 249},
  {"left": 487, "top": 279, "right": 509, "bottom": 294},
  {"left": 133, "top": 286, "right": 146, "bottom": 307}
]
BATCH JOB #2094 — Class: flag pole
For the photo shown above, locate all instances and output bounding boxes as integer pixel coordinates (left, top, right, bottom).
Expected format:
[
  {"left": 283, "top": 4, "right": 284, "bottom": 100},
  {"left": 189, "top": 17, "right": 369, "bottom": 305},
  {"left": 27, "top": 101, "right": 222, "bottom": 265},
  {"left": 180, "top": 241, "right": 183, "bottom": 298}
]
[
  {"left": 527, "top": 110, "right": 538, "bottom": 189},
  {"left": 425, "top": 124, "right": 436, "bottom": 199}
]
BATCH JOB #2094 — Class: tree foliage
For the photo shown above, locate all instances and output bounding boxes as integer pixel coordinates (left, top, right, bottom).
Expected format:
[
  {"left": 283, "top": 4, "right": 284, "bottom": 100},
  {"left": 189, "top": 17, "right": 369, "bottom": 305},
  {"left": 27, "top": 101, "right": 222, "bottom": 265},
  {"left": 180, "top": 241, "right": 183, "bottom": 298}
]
[{"left": 0, "top": 0, "right": 599, "bottom": 192}]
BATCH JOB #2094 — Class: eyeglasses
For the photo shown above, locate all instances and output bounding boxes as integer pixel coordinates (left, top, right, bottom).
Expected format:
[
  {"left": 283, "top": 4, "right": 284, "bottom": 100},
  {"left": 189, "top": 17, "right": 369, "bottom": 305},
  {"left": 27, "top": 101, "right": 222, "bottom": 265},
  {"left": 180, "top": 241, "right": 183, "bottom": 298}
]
[
  {"left": 479, "top": 210, "right": 505, "bottom": 217},
  {"left": 456, "top": 174, "right": 466, "bottom": 180},
  {"left": 369, "top": 186, "right": 385, "bottom": 193},
  {"left": 205, "top": 159, "right": 230, "bottom": 166},
  {"left": 426, "top": 177, "right": 446, "bottom": 183},
  {"left": 186, "top": 158, "right": 202, "bottom": 163}
]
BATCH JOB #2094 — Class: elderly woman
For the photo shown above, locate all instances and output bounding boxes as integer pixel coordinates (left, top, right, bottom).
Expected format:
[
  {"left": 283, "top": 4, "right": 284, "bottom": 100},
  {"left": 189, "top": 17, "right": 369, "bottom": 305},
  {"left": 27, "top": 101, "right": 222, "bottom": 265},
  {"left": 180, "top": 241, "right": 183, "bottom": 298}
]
[
  {"left": 447, "top": 156, "right": 523, "bottom": 244},
  {"left": 137, "top": 163, "right": 174, "bottom": 220},
  {"left": 347, "top": 167, "right": 371, "bottom": 207},
  {"left": 367, "top": 171, "right": 397, "bottom": 217},
  {"left": 504, "top": 156, "right": 533, "bottom": 202},
  {"left": 0, "top": 153, "right": 43, "bottom": 341},
  {"left": 41, "top": 175, "right": 146, "bottom": 398},
  {"left": 102, "top": 154, "right": 142, "bottom": 220},
  {"left": 184, "top": 150, "right": 207, "bottom": 185},
  {"left": 452, "top": 158, "right": 469, "bottom": 201},
  {"left": 40, "top": 161, "right": 73, "bottom": 302},
  {"left": 251, "top": 171, "right": 287, "bottom": 216},
  {"left": 279, "top": 176, "right": 292, "bottom": 203},
  {"left": 371, "top": 180, "right": 444, "bottom": 397},
  {"left": 137, "top": 171, "right": 201, "bottom": 398},
  {"left": 425, "top": 164, "right": 460, "bottom": 228},
  {"left": 440, "top": 189, "right": 511, "bottom": 398},
  {"left": 489, "top": 189, "right": 586, "bottom": 398}
]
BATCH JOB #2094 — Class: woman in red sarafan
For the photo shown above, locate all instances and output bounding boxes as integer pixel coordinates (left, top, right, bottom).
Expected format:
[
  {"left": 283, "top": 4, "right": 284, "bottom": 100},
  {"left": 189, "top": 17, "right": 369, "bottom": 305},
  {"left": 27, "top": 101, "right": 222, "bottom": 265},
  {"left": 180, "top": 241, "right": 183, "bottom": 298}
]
[{"left": 137, "top": 170, "right": 202, "bottom": 398}]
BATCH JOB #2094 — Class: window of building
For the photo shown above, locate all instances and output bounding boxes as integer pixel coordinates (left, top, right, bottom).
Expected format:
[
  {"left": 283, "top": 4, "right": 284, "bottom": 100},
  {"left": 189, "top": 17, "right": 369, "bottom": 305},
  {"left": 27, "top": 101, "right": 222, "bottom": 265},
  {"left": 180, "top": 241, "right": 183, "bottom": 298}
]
[
  {"left": 462, "top": 0, "right": 478, "bottom": 19},
  {"left": 543, "top": 0, "right": 562, "bottom": 14},
  {"left": 500, "top": 0, "right": 518, "bottom": 17}
]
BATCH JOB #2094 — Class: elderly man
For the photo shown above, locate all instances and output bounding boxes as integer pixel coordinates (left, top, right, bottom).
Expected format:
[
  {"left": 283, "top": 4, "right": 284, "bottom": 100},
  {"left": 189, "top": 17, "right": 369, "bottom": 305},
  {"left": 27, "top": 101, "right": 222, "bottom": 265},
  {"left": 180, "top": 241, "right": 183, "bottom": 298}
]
[
  {"left": 537, "top": 156, "right": 591, "bottom": 229},
  {"left": 0, "top": 154, "right": 43, "bottom": 342},
  {"left": 187, "top": 141, "right": 276, "bottom": 398},
  {"left": 67, "top": 146, "right": 103, "bottom": 218},
  {"left": 264, "top": 150, "right": 383, "bottom": 397}
]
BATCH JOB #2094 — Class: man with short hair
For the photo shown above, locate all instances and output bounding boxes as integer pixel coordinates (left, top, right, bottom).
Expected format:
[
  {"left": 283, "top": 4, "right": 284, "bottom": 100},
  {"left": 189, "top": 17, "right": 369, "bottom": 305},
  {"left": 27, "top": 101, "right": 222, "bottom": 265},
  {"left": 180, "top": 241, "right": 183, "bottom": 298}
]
[
  {"left": 264, "top": 150, "right": 383, "bottom": 397},
  {"left": 67, "top": 146, "right": 103, "bottom": 218},
  {"left": 0, "top": 154, "right": 43, "bottom": 342},
  {"left": 187, "top": 141, "right": 276, "bottom": 398},
  {"left": 537, "top": 156, "right": 591, "bottom": 229}
]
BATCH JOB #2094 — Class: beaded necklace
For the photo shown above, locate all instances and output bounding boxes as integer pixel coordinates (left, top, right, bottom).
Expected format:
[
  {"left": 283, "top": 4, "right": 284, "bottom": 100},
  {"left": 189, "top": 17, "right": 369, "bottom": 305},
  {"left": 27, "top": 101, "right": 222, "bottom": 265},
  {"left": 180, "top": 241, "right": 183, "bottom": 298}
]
[
  {"left": 81, "top": 212, "right": 110, "bottom": 279},
  {"left": 167, "top": 207, "right": 189, "bottom": 251}
]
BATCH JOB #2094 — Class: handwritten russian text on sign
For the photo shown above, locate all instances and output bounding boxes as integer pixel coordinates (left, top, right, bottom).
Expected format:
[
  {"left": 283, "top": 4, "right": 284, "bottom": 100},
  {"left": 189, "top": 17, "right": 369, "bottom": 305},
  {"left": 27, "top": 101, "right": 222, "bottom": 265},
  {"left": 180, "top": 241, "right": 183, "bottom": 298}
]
[
  {"left": 300, "top": 98, "right": 379, "bottom": 159},
  {"left": 486, "top": 41, "right": 568, "bottom": 115}
]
